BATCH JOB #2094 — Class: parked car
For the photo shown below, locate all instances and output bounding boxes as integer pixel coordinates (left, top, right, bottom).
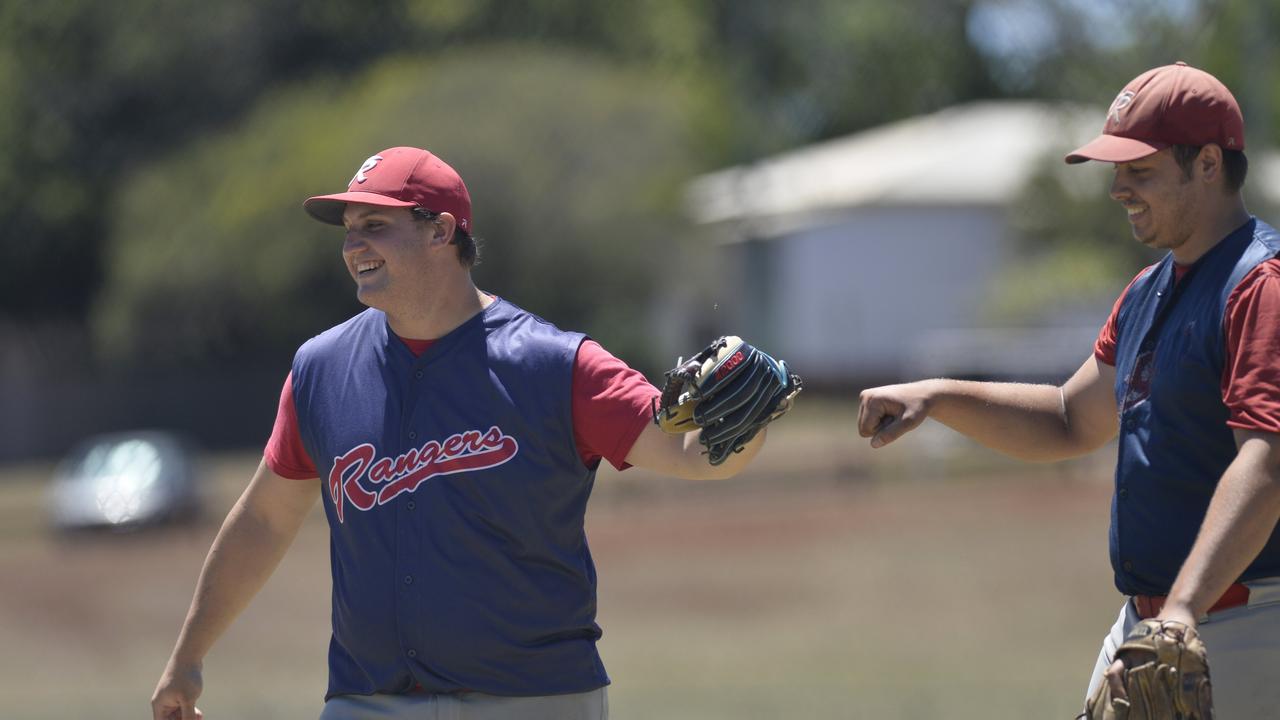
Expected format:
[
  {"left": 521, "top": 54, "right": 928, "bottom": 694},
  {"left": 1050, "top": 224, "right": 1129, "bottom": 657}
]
[{"left": 48, "top": 430, "right": 202, "bottom": 532}]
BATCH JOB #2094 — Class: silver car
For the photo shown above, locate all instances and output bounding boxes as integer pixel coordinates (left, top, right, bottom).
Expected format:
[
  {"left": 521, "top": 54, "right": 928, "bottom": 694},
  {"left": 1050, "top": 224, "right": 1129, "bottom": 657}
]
[{"left": 48, "top": 431, "right": 203, "bottom": 531}]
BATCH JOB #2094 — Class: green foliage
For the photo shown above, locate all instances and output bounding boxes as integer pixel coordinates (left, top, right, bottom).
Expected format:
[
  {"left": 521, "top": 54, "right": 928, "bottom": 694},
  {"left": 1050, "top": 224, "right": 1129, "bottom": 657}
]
[
  {"left": 1, "top": 0, "right": 994, "bottom": 330},
  {"left": 0, "top": 0, "right": 407, "bottom": 318},
  {"left": 11, "top": 0, "right": 1280, "bottom": 366},
  {"left": 702, "top": 0, "right": 1000, "bottom": 155},
  {"left": 988, "top": 151, "right": 1161, "bottom": 324},
  {"left": 976, "top": 0, "right": 1280, "bottom": 322},
  {"left": 95, "top": 46, "right": 700, "bottom": 369}
]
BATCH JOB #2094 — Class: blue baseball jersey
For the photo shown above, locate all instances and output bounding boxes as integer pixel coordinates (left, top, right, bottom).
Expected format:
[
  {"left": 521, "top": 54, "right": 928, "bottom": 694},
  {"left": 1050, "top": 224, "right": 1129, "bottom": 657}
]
[
  {"left": 290, "top": 298, "right": 610, "bottom": 699},
  {"left": 1111, "top": 217, "right": 1280, "bottom": 595}
]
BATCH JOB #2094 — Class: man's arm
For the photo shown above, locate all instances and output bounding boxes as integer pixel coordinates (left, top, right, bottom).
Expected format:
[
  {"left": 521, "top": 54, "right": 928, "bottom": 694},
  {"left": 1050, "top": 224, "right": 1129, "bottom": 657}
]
[
  {"left": 1157, "top": 429, "right": 1280, "bottom": 626},
  {"left": 1101, "top": 429, "right": 1280, "bottom": 703},
  {"left": 151, "top": 459, "right": 319, "bottom": 720},
  {"left": 624, "top": 421, "right": 765, "bottom": 481},
  {"left": 857, "top": 356, "right": 1119, "bottom": 462}
]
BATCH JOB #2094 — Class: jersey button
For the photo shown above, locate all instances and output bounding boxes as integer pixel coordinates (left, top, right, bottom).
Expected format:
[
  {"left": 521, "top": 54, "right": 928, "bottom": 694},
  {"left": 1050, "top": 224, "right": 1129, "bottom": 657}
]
[
  {"left": 1122, "top": 560, "right": 1134, "bottom": 573},
  {"left": 407, "top": 501, "right": 416, "bottom": 510},
  {"left": 414, "top": 369, "right": 424, "bottom": 379},
  {"left": 404, "top": 575, "right": 414, "bottom": 585},
  {"left": 407, "top": 649, "right": 417, "bottom": 658},
  {"left": 1118, "top": 487, "right": 1128, "bottom": 500},
  {"left": 408, "top": 431, "right": 417, "bottom": 440}
]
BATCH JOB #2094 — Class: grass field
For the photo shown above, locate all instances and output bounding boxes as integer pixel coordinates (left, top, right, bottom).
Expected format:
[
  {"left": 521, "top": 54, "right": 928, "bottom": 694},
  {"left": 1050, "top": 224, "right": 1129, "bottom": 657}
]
[{"left": 0, "top": 400, "right": 1123, "bottom": 719}]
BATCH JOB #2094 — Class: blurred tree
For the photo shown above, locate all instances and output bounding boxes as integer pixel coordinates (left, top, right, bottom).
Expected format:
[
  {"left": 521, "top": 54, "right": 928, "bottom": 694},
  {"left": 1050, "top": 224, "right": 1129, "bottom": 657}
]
[
  {"left": 94, "top": 46, "right": 700, "bottom": 372},
  {"left": 12, "top": 0, "right": 1280, "bottom": 361},
  {"left": 394, "top": 0, "right": 1001, "bottom": 159},
  {"left": 0, "top": 0, "right": 409, "bottom": 321},
  {"left": 0, "top": 0, "right": 1002, "bottom": 333},
  {"left": 973, "top": 0, "right": 1280, "bottom": 322},
  {"left": 987, "top": 151, "right": 1160, "bottom": 325},
  {"left": 966, "top": 0, "right": 1278, "bottom": 146},
  {"left": 705, "top": 0, "right": 1002, "bottom": 156},
  {"left": 968, "top": 0, "right": 1206, "bottom": 96}
]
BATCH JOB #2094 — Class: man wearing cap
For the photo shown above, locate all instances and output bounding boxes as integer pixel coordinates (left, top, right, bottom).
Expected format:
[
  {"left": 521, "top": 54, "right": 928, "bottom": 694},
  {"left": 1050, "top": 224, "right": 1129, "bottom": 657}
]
[
  {"left": 857, "top": 62, "right": 1280, "bottom": 716},
  {"left": 150, "top": 146, "right": 781, "bottom": 720}
]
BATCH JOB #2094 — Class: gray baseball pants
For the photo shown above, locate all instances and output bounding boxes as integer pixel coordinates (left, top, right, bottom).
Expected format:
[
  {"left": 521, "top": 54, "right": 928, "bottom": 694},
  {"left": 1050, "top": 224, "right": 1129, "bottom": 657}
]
[{"left": 1083, "top": 577, "right": 1280, "bottom": 719}]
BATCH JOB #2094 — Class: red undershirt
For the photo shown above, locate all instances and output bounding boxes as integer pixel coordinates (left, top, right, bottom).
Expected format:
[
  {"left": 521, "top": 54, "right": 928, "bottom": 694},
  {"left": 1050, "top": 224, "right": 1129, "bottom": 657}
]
[
  {"left": 1094, "top": 258, "right": 1280, "bottom": 434},
  {"left": 265, "top": 337, "right": 660, "bottom": 479}
]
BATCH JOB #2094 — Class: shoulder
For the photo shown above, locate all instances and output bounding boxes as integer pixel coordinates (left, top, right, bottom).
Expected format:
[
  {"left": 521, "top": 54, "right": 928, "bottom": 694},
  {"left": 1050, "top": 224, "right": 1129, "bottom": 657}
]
[
  {"left": 1130, "top": 261, "right": 1162, "bottom": 287},
  {"left": 486, "top": 297, "right": 576, "bottom": 334},
  {"left": 1237, "top": 257, "right": 1280, "bottom": 286},
  {"left": 478, "top": 298, "right": 587, "bottom": 381},
  {"left": 1114, "top": 262, "right": 1162, "bottom": 311},
  {"left": 1118, "top": 262, "right": 1163, "bottom": 298},
  {"left": 1249, "top": 217, "right": 1280, "bottom": 253},
  {"left": 1227, "top": 257, "right": 1280, "bottom": 306},
  {"left": 484, "top": 298, "right": 586, "bottom": 359},
  {"left": 295, "top": 308, "right": 385, "bottom": 362}
]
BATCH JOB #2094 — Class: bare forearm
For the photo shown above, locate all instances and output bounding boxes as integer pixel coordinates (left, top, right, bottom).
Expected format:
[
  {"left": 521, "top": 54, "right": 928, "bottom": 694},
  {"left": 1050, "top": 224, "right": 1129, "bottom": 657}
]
[
  {"left": 859, "top": 358, "right": 1118, "bottom": 461},
  {"left": 166, "top": 465, "right": 315, "bottom": 666},
  {"left": 624, "top": 421, "right": 766, "bottom": 480},
  {"left": 926, "top": 379, "right": 1081, "bottom": 461},
  {"left": 169, "top": 506, "right": 298, "bottom": 663},
  {"left": 680, "top": 427, "right": 764, "bottom": 480}
]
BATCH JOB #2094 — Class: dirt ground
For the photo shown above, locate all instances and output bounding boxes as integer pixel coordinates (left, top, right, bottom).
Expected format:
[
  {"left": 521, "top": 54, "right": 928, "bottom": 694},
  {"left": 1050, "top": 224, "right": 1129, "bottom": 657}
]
[{"left": 0, "top": 403, "right": 1123, "bottom": 719}]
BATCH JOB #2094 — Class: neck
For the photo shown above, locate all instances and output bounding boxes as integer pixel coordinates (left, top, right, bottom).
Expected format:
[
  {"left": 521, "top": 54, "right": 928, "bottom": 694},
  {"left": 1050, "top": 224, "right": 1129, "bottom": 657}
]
[
  {"left": 383, "top": 272, "right": 492, "bottom": 340},
  {"left": 1172, "top": 194, "right": 1251, "bottom": 265}
]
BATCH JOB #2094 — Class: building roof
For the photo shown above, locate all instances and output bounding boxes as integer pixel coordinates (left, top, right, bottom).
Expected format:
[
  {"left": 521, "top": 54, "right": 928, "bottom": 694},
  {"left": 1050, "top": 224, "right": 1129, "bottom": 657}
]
[{"left": 686, "top": 101, "right": 1107, "bottom": 226}]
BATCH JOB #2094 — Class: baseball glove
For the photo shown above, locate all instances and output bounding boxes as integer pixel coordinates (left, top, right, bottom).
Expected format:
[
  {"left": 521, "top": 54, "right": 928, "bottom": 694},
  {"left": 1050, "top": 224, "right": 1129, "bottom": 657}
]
[
  {"left": 1081, "top": 619, "right": 1213, "bottom": 720},
  {"left": 652, "top": 336, "right": 801, "bottom": 465}
]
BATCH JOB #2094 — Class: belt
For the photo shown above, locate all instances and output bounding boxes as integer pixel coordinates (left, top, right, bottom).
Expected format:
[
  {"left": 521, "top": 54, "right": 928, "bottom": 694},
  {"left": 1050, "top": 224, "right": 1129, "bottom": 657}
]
[{"left": 1133, "top": 583, "right": 1251, "bottom": 620}]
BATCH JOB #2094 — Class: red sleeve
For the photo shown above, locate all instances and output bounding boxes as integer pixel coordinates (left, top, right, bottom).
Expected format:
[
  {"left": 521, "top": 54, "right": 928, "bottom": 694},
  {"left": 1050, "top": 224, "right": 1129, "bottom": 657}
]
[
  {"left": 264, "top": 372, "right": 319, "bottom": 479},
  {"left": 1095, "top": 267, "right": 1155, "bottom": 366},
  {"left": 1222, "top": 259, "right": 1280, "bottom": 434},
  {"left": 572, "top": 340, "right": 661, "bottom": 471}
]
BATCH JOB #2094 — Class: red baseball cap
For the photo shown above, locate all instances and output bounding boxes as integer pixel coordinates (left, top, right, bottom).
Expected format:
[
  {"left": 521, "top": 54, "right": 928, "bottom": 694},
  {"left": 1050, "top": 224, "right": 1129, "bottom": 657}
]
[
  {"left": 1065, "top": 62, "right": 1244, "bottom": 164},
  {"left": 304, "top": 146, "right": 473, "bottom": 232}
]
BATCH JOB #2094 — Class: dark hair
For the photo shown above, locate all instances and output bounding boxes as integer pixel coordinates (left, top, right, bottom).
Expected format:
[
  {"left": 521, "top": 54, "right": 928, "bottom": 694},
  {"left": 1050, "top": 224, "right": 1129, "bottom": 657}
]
[
  {"left": 412, "top": 207, "right": 482, "bottom": 267},
  {"left": 1170, "top": 144, "right": 1248, "bottom": 194}
]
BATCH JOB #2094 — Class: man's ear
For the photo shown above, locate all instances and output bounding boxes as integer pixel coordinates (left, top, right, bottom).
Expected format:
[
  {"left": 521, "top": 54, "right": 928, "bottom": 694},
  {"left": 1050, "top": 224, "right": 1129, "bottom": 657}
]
[
  {"left": 1198, "top": 144, "right": 1224, "bottom": 185},
  {"left": 429, "top": 212, "right": 458, "bottom": 248}
]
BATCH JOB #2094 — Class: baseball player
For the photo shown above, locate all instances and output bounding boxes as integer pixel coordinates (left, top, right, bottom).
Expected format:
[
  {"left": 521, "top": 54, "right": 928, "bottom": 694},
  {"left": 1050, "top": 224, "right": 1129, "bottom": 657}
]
[
  {"left": 149, "top": 146, "right": 797, "bottom": 720},
  {"left": 858, "top": 63, "right": 1280, "bottom": 718}
]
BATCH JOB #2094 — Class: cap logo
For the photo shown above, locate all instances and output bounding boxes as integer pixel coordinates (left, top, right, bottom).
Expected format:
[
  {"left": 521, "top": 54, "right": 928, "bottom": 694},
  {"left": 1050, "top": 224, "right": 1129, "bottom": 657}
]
[
  {"left": 1108, "top": 90, "right": 1135, "bottom": 126},
  {"left": 351, "top": 154, "right": 383, "bottom": 185}
]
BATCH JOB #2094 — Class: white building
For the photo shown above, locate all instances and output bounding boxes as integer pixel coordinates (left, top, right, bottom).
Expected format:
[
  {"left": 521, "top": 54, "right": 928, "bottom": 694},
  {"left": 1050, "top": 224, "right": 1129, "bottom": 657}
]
[{"left": 683, "top": 101, "right": 1134, "bottom": 384}]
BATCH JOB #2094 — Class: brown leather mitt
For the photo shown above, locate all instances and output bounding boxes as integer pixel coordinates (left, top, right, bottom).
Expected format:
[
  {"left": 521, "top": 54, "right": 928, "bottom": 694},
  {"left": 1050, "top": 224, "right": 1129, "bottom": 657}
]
[{"left": 1082, "top": 619, "right": 1213, "bottom": 720}]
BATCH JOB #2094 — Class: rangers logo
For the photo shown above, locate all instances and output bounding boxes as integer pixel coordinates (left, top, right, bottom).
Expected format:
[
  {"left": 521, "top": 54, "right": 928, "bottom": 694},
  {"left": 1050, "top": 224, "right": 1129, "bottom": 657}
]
[
  {"left": 327, "top": 425, "right": 519, "bottom": 522},
  {"left": 351, "top": 154, "right": 383, "bottom": 186},
  {"left": 1108, "top": 90, "right": 1135, "bottom": 126}
]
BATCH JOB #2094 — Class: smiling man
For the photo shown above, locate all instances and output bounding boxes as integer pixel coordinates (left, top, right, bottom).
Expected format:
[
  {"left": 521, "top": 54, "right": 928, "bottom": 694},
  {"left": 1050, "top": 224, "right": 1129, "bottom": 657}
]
[
  {"left": 857, "top": 63, "right": 1280, "bottom": 718},
  {"left": 150, "top": 147, "right": 797, "bottom": 720}
]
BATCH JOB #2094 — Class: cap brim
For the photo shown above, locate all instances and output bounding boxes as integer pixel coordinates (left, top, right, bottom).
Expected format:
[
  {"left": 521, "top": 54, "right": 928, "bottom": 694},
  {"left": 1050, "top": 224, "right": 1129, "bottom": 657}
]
[
  {"left": 1064, "top": 134, "right": 1168, "bottom": 164},
  {"left": 303, "top": 191, "right": 417, "bottom": 225}
]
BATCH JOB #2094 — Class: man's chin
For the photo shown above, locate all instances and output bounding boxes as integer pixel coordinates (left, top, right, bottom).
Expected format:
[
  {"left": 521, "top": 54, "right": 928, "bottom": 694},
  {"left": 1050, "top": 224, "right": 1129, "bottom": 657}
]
[
  {"left": 1132, "top": 230, "right": 1161, "bottom": 248},
  {"left": 355, "top": 287, "right": 388, "bottom": 309}
]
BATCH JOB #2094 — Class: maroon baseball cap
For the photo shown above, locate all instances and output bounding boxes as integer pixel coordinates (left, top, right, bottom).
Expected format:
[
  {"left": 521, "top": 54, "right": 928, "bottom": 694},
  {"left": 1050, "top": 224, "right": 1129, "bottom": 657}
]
[
  {"left": 1065, "top": 62, "right": 1245, "bottom": 164},
  {"left": 304, "top": 146, "right": 473, "bottom": 232}
]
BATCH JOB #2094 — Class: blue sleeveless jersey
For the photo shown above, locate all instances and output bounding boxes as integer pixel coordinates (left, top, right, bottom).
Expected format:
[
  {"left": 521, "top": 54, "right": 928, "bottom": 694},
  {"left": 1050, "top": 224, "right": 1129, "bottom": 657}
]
[
  {"left": 1111, "top": 217, "right": 1280, "bottom": 595},
  {"left": 290, "top": 298, "right": 608, "bottom": 698}
]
